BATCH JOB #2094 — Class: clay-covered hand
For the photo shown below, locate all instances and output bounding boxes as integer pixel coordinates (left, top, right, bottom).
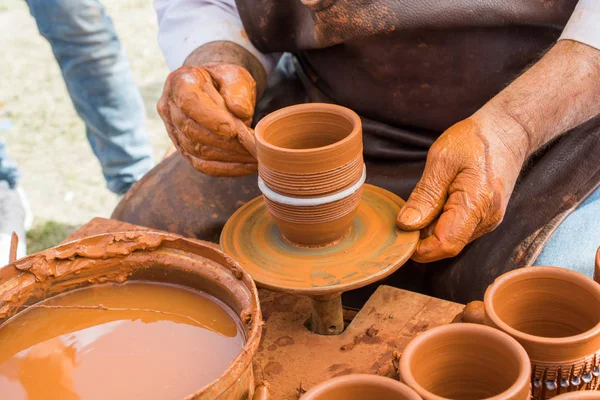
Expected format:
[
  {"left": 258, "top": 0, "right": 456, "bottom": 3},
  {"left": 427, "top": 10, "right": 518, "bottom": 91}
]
[
  {"left": 396, "top": 114, "right": 527, "bottom": 263},
  {"left": 157, "top": 64, "right": 258, "bottom": 177}
]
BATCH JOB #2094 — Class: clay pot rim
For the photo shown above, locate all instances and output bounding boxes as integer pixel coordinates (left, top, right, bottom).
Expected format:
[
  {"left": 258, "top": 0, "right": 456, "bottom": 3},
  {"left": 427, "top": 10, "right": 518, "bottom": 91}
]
[
  {"left": 301, "top": 373, "right": 422, "bottom": 399},
  {"left": 484, "top": 266, "right": 600, "bottom": 346},
  {"left": 255, "top": 103, "right": 361, "bottom": 155},
  {"left": 399, "top": 323, "right": 531, "bottom": 400}
]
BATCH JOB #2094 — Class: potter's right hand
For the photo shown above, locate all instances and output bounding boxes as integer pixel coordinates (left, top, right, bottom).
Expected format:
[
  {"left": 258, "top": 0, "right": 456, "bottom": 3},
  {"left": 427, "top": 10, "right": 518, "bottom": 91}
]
[{"left": 157, "top": 64, "right": 258, "bottom": 177}]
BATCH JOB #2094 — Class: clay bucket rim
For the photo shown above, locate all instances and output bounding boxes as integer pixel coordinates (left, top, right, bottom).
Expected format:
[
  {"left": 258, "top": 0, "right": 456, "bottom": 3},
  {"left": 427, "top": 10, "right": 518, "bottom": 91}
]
[
  {"left": 0, "top": 231, "right": 262, "bottom": 400},
  {"left": 301, "top": 374, "right": 422, "bottom": 400},
  {"left": 484, "top": 265, "right": 600, "bottom": 348},
  {"left": 254, "top": 103, "right": 361, "bottom": 155},
  {"left": 399, "top": 323, "right": 531, "bottom": 400}
]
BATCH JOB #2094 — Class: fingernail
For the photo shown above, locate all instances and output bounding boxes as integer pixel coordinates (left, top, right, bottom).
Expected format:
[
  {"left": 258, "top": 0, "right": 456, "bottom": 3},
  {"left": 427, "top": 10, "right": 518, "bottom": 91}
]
[{"left": 398, "top": 207, "right": 422, "bottom": 227}]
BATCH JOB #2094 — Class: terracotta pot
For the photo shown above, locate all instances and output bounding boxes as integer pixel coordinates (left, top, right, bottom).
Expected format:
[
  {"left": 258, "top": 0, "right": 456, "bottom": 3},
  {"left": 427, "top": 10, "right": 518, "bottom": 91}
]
[
  {"left": 301, "top": 374, "right": 422, "bottom": 400},
  {"left": 461, "top": 266, "right": 600, "bottom": 399},
  {"left": 399, "top": 323, "right": 531, "bottom": 400},
  {"left": 553, "top": 392, "right": 600, "bottom": 399},
  {"left": 595, "top": 247, "right": 600, "bottom": 284},
  {"left": 254, "top": 103, "right": 364, "bottom": 246},
  {"left": 0, "top": 232, "right": 262, "bottom": 400}
]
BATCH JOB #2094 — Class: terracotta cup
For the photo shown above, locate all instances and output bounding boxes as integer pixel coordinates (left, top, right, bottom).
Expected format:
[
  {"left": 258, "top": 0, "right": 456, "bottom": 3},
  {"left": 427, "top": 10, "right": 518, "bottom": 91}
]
[
  {"left": 254, "top": 103, "right": 364, "bottom": 246},
  {"left": 554, "top": 392, "right": 600, "bottom": 399},
  {"left": 595, "top": 247, "right": 600, "bottom": 284},
  {"left": 399, "top": 323, "right": 531, "bottom": 400},
  {"left": 461, "top": 266, "right": 600, "bottom": 399},
  {"left": 301, "top": 374, "right": 422, "bottom": 400}
]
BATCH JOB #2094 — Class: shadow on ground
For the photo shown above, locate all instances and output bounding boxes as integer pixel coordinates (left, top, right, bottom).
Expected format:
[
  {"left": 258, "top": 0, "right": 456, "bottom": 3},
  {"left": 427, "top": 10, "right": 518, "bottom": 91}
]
[{"left": 27, "top": 220, "right": 79, "bottom": 254}]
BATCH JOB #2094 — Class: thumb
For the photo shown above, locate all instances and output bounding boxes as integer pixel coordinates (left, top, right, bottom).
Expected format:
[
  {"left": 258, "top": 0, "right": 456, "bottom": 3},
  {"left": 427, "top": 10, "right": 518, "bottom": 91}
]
[
  {"left": 396, "top": 158, "right": 454, "bottom": 230},
  {"left": 204, "top": 64, "right": 256, "bottom": 121}
]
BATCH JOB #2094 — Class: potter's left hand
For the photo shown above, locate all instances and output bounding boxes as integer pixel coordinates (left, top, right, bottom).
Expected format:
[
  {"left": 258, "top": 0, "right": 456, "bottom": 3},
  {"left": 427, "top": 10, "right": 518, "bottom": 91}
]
[
  {"left": 396, "top": 40, "right": 600, "bottom": 262},
  {"left": 396, "top": 111, "right": 527, "bottom": 263}
]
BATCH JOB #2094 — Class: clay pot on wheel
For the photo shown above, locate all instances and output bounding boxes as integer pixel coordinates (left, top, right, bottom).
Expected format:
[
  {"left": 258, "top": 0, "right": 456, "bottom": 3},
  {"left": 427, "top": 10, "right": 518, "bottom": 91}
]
[
  {"left": 460, "top": 266, "right": 600, "bottom": 399},
  {"left": 399, "top": 323, "right": 531, "bottom": 400},
  {"left": 254, "top": 103, "right": 364, "bottom": 246},
  {"left": 301, "top": 374, "right": 422, "bottom": 400}
]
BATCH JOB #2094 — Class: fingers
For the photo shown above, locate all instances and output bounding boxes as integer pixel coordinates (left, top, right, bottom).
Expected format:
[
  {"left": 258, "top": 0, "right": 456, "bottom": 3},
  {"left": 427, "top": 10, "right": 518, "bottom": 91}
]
[
  {"left": 156, "top": 65, "right": 258, "bottom": 176},
  {"left": 168, "top": 103, "right": 256, "bottom": 164},
  {"left": 168, "top": 102, "right": 249, "bottom": 155},
  {"left": 168, "top": 67, "right": 238, "bottom": 139},
  {"left": 396, "top": 151, "right": 457, "bottom": 230},
  {"left": 411, "top": 188, "right": 480, "bottom": 263},
  {"left": 204, "top": 64, "right": 256, "bottom": 120},
  {"left": 187, "top": 156, "right": 257, "bottom": 177}
]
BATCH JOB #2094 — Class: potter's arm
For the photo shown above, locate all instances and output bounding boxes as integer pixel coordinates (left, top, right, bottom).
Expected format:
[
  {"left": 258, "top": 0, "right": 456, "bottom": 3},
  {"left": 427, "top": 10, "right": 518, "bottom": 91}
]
[
  {"left": 154, "top": 0, "right": 279, "bottom": 176},
  {"left": 397, "top": 1, "right": 600, "bottom": 263},
  {"left": 154, "top": 0, "right": 279, "bottom": 75}
]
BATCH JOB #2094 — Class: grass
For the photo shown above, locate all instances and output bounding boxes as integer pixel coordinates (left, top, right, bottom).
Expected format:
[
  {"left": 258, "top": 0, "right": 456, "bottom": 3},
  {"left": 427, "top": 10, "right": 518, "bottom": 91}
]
[{"left": 26, "top": 220, "right": 78, "bottom": 253}]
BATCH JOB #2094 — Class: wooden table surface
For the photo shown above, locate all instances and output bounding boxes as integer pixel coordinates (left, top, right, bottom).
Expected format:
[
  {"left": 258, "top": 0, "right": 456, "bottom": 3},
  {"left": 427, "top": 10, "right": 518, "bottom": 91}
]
[{"left": 66, "top": 218, "right": 464, "bottom": 399}]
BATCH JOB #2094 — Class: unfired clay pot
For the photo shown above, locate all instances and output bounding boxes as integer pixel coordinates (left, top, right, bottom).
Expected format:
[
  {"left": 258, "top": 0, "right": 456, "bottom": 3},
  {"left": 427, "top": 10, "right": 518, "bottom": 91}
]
[
  {"left": 553, "top": 391, "right": 600, "bottom": 399},
  {"left": 461, "top": 266, "right": 600, "bottom": 399},
  {"left": 399, "top": 323, "right": 531, "bottom": 400},
  {"left": 254, "top": 103, "right": 364, "bottom": 246},
  {"left": 301, "top": 374, "right": 422, "bottom": 400}
]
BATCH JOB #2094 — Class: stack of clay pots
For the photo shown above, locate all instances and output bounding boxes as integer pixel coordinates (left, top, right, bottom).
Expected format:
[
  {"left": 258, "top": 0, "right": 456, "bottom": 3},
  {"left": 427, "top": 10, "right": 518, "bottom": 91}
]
[
  {"left": 457, "top": 266, "right": 600, "bottom": 399},
  {"left": 254, "top": 104, "right": 364, "bottom": 246}
]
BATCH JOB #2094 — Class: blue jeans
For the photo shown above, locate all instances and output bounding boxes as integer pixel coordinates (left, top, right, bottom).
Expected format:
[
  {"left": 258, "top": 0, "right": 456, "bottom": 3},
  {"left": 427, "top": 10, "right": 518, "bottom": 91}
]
[
  {"left": 535, "top": 186, "right": 600, "bottom": 277},
  {"left": 14, "top": 0, "right": 154, "bottom": 195}
]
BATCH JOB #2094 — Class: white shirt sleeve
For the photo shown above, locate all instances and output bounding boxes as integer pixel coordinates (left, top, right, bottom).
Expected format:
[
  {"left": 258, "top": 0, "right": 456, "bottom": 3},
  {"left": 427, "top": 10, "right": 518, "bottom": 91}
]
[
  {"left": 559, "top": 0, "right": 600, "bottom": 50},
  {"left": 154, "top": 0, "right": 279, "bottom": 74}
]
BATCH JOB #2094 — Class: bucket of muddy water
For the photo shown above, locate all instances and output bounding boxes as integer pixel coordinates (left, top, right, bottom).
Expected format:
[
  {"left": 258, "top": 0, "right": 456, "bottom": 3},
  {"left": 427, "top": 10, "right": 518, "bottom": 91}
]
[{"left": 0, "top": 231, "right": 261, "bottom": 399}]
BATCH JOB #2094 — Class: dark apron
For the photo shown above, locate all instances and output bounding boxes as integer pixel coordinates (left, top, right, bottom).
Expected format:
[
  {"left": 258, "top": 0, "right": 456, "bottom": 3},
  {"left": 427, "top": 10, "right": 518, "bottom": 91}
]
[{"left": 113, "top": 0, "right": 600, "bottom": 303}]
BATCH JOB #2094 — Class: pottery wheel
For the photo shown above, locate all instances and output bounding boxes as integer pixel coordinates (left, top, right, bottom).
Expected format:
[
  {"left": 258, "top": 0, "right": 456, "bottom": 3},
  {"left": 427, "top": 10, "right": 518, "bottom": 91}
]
[{"left": 220, "top": 184, "right": 419, "bottom": 296}]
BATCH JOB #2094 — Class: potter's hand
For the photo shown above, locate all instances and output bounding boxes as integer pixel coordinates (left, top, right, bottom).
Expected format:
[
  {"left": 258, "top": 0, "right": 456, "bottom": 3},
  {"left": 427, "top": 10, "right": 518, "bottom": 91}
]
[
  {"left": 397, "top": 40, "right": 600, "bottom": 262},
  {"left": 157, "top": 63, "right": 258, "bottom": 177},
  {"left": 396, "top": 114, "right": 526, "bottom": 263}
]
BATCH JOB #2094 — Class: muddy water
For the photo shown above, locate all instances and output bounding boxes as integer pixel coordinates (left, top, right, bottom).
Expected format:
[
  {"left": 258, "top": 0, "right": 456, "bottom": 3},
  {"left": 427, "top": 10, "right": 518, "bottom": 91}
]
[{"left": 0, "top": 281, "right": 245, "bottom": 400}]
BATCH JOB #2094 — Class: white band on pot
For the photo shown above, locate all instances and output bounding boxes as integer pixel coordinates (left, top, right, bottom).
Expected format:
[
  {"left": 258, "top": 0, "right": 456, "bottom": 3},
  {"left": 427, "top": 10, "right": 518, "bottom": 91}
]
[{"left": 258, "top": 165, "right": 366, "bottom": 207}]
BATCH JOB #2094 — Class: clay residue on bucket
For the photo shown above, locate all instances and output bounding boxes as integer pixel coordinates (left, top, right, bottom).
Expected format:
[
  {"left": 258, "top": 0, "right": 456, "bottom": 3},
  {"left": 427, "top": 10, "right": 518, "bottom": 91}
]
[{"left": 0, "top": 231, "right": 262, "bottom": 400}]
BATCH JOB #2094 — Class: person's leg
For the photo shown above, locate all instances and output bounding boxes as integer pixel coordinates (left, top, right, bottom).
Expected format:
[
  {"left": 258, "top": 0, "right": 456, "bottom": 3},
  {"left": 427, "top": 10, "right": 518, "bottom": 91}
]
[
  {"left": 26, "top": 0, "right": 154, "bottom": 195},
  {"left": 0, "top": 137, "right": 30, "bottom": 264},
  {"left": 534, "top": 186, "right": 600, "bottom": 277}
]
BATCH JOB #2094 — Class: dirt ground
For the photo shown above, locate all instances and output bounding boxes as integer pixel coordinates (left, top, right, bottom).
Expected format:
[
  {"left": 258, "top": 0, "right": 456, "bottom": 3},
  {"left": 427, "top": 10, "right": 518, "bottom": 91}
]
[{"left": 0, "top": 0, "right": 172, "bottom": 251}]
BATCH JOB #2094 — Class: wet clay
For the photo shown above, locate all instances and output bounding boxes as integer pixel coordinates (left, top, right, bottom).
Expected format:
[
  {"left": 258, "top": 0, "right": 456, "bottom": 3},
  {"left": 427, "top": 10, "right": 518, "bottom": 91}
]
[
  {"left": 399, "top": 324, "right": 531, "bottom": 400},
  {"left": 0, "top": 231, "right": 262, "bottom": 400},
  {"left": 480, "top": 266, "right": 600, "bottom": 399},
  {"left": 254, "top": 103, "right": 364, "bottom": 246},
  {"left": 0, "top": 281, "right": 244, "bottom": 400},
  {"left": 301, "top": 374, "right": 422, "bottom": 400},
  {"left": 157, "top": 64, "right": 258, "bottom": 177},
  {"left": 221, "top": 184, "right": 419, "bottom": 296}
]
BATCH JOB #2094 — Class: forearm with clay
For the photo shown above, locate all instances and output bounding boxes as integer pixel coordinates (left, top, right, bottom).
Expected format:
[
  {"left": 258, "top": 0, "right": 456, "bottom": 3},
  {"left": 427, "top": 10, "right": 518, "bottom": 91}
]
[
  {"left": 398, "top": 39, "right": 600, "bottom": 263},
  {"left": 481, "top": 39, "right": 600, "bottom": 159}
]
